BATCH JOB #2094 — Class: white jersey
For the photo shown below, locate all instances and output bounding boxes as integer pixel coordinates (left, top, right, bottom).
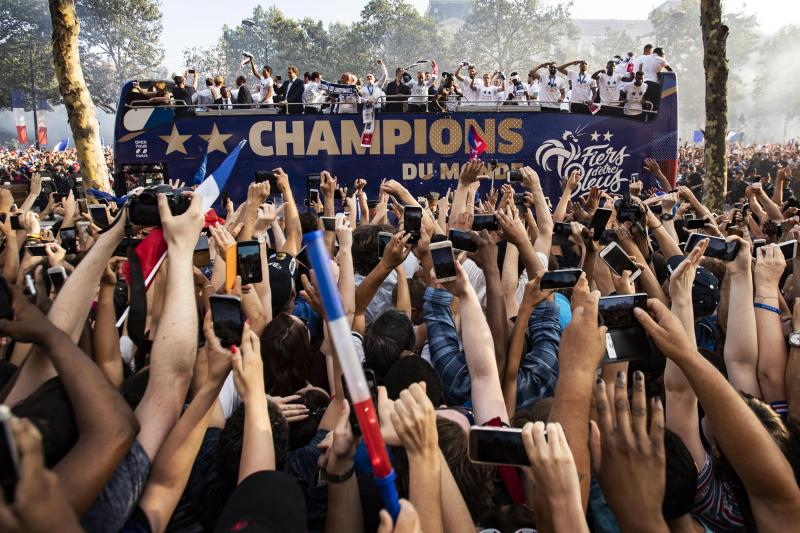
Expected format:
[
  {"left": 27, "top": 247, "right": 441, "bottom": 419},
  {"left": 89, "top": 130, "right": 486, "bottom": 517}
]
[
  {"left": 621, "top": 82, "right": 646, "bottom": 115},
  {"left": 406, "top": 75, "right": 436, "bottom": 105},
  {"left": 302, "top": 82, "right": 325, "bottom": 109},
  {"left": 539, "top": 75, "right": 565, "bottom": 107},
  {"left": 639, "top": 54, "right": 668, "bottom": 83},
  {"left": 597, "top": 72, "right": 624, "bottom": 105},
  {"left": 259, "top": 76, "right": 274, "bottom": 104},
  {"left": 360, "top": 83, "right": 385, "bottom": 108},
  {"left": 507, "top": 81, "right": 528, "bottom": 103},
  {"left": 460, "top": 77, "right": 483, "bottom": 103},
  {"left": 479, "top": 84, "right": 503, "bottom": 103},
  {"left": 567, "top": 71, "right": 596, "bottom": 103}
]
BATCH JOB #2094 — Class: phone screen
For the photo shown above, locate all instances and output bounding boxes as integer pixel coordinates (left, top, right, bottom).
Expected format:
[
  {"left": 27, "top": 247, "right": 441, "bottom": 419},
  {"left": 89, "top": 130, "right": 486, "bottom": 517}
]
[
  {"left": 236, "top": 241, "right": 263, "bottom": 284},
  {"left": 468, "top": 427, "right": 529, "bottom": 466},
  {"left": 308, "top": 189, "right": 320, "bottom": 205},
  {"left": 0, "top": 278, "right": 12, "bottom": 320},
  {"left": 472, "top": 214, "right": 499, "bottom": 231},
  {"left": 404, "top": 206, "right": 422, "bottom": 244},
  {"left": 589, "top": 208, "right": 612, "bottom": 239},
  {"left": 194, "top": 235, "right": 211, "bottom": 268},
  {"left": 321, "top": 217, "right": 336, "bottom": 232},
  {"left": 307, "top": 174, "right": 321, "bottom": 190},
  {"left": 60, "top": 228, "right": 77, "bottom": 254},
  {"left": 378, "top": 232, "right": 392, "bottom": 258},
  {"left": 601, "top": 243, "right": 639, "bottom": 277},
  {"left": 599, "top": 294, "right": 648, "bottom": 329},
  {"left": 9, "top": 215, "right": 22, "bottom": 231},
  {"left": 431, "top": 243, "right": 457, "bottom": 280},
  {"left": 553, "top": 222, "right": 572, "bottom": 237},
  {"left": 540, "top": 269, "right": 582, "bottom": 289},
  {"left": 89, "top": 205, "right": 110, "bottom": 227},
  {"left": 48, "top": 268, "right": 67, "bottom": 292},
  {"left": 686, "top": 233, "right": 739, "bottom": 261},
  {"left": 685, "top": 218, "right": 709, "bottom": 230},
  {"left": 77, "top": 198, "right": 88, "bottom": 214},
  {"left": 448, "top": 229, "right": 477, "bottom": 253},
  {"left": 210, "top": 295, "right": 244, "bottom": 348},
  {"left": 779, "top": 240, "right": 798, "bottom": 261},
  {"left": 0, "top": 407, "right": 19, "bottom": 502},
  {"left": 26, "top": 244, "right": 48, "bottom": 257}
]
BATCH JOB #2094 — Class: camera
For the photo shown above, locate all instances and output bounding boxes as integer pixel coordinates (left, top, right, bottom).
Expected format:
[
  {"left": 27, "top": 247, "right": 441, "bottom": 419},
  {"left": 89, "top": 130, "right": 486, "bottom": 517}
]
[
  {"left": 613, "top": 194, "right": 643, "bottom": 223},
  {"left": 402, "top": 72, "right": 412, "bottom": 84},
  {"left": 128, "top": 184, "right": 191, "bottom": 226}
]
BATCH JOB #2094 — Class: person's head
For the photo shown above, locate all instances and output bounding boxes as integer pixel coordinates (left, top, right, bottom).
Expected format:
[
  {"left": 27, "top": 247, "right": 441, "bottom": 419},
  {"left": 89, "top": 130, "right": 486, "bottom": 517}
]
[
  {"left": 467, "top": 65, "right": 477, "bottom": 78},
  {"left": 644, "top": 43, "right": 653, "bottom": 54},
  {"left": 287, "top": 65, "right": 298, "bottom": 80},
  {"left": 527, "top": 69, "right": 538, "bottom": 83},
  {"left": 363, "top": 309, "right": 416, "bottom": 383},
  {"left": 288, "top": 387, "right": 330, "bottom": 450},
  {"left": 416, "top": 70, "right": 425, "bottom": 83},
  {"left": 205, "top": 77, "right": 214, "bottom": 87},
  {"left": 634, "top": 70, "right": 644, "bottom": 84},
  {"left": 220, "top": 86, "right": 231, "bottom": 98},
  {"left": 742, "top": 394, "right": 800, "bottom": 479},
  {"left": 311, "top": 71, "right": 321, "bottom": 82},
  {"left": 482, "top": 73, "right": 491, "bottom": 85},
  {"left": 579, "top": 60, "right": 588, "bottom": 73},
  {"left": 606, "top": 60, "right": 615, "bottom": 75},
  {"left": 260, "top": 314, "right": 312, "bottom": 397},
  {"left": 340, "top": 72, "right": 350, "bottom": 84},
  {"left": 218, "top": 402, "right": 289, "bottom": 486},
  {"left": 352, "top": 224, "right": 394, "bottom": 275},
  {"left": 395, "top": 67, "right": 404, "bottom": 80},
  {"left": 235, "top": 75, "right": 247, "bottom": 87},
  {"left": 262, "top": 65, "right": 272, "bottom": 77},
  {"left": 365, "top": 73, "right": 376, "bottom": 85},
  {"left": 213, "top": 75, "right": 224, "bottom": 87},
  {"left": 493, "top": 77, "right": 502, "bottom": 87},
  {"left": 663, "top": 429, "right": 698, "bottom": 521},
  {"left": 173, "top": 75, "right": 185, "bottom": 87},
  {"left": 298, "top": 210, "right": 319, "bottom": 234},
  {"left": 303, "top": 71, "right": 310, "bottom": 83},
  {"left": 653, "top": 47, "right": 665, "bottom": 57},
  {"left": 548, "top": 62, "right": 557, "bottom": 76}
]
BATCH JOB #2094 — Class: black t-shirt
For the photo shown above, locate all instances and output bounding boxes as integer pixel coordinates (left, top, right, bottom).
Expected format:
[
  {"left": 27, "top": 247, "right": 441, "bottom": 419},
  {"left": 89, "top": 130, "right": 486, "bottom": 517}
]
[{"left": 384, "top": 81, "right": 411, "bottom": 112}]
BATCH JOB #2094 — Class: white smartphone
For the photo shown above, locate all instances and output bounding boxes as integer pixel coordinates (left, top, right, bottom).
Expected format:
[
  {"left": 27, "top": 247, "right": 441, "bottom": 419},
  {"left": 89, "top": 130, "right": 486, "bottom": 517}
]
[
  {"left": 599, "top": 241, "right": 641, "bottom": 281},
  {"left": 779, "top": 239, "right": 798, "bottom": 261},
  {"left": 430, "top": 240, "right": 457, "bottom": 283}
]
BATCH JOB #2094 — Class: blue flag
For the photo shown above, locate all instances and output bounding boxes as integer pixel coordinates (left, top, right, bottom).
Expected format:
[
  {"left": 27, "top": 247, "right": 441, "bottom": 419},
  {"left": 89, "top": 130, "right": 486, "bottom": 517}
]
[
  {"left": 193, "top": 150, "right": 208, "bottom": 185},
  {"left": 53, "top": 139, "right": 69, "bottom": 152},
  {"left": 692, "top": 130, "right": 704, "bottom": 143}
]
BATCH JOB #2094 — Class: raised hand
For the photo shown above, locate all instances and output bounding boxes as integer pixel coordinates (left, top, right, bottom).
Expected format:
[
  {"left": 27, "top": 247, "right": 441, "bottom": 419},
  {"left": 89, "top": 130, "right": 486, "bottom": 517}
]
[
  {"left": 231, "top": 321, "right": 265, "bottom": 402},
  {"left": 669, "top": 238, "right": 707, "bottom": 302},
  {"left": 381, "top": 231, "right": 411, "bottom": 269},
  {"left": 634, "top": 299, "right": 699, "bottom": 364},
  {"left": 390, "top": 383, "right": 438, "bottom": 458},
  {"left": 157, "top": 191, "right": 204, "bottom": 252},
  {"left": 755, "top": 244, "right": 787, "bottom": 290}
]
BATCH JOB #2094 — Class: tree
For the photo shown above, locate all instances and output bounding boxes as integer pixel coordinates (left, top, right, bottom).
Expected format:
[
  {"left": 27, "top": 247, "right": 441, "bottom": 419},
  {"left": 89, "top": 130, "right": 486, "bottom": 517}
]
[
  {"left": 460, "top": 0, "right": 574, "bottom": 73},
  {"left": 587, "top": 28, "right": 638, "bottom": 68},
  {"left": 700, "top": 0, "right": 729, "bottom": 211},
  {"left": 48, "top": 0, "right": 109, "bottom": 190}
]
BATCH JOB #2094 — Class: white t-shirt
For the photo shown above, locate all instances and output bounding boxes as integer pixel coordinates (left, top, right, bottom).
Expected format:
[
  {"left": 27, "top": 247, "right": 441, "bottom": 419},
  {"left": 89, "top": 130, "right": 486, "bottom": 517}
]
[
  {"left": 259, "top": 76, "right": 274, "bottom": 104},
  {"left": 621, "top": 82, "right": 646, "bottom": 115},
  {"left": 633, "top": 54, "right": 650, "bottom": 74},
  {"left": 302, "top": 82, "right": 325, "bottom": 108},
  {"left": 406, "top": 76, "right": 436, "bottom": 104},
  {"left": 360, "top": 83, "right": 385, "bottom": 108},
  {"left": 597, "top": 72, "right": 624, "bottom": 104},
  {"left": 479, "top": 84, "right": 502, "bottom": 103},
  {"left": 568, "top": 71, "right": 596, "bottom": 103},
  {"left": 639, "top": 55, "right": 668, "bottom": 83},
  {"left": 460, "top": 76, "right": 483, "bottom": 103},
  {"left": 507, "top": 81, "right": 529, "bottom": 103},
  {"left": 539, "top": 75, "right": 565, "bottom": 107}
]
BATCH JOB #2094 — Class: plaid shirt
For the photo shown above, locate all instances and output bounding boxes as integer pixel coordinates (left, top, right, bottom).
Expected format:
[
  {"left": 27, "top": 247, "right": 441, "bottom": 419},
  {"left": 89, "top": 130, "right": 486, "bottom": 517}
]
[{"left": 423, "top": 287, "right": 561, "bottom": 408}]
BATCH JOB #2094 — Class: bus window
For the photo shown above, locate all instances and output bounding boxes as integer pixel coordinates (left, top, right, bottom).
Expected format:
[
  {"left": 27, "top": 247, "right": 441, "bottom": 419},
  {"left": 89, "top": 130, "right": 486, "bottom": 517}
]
[{"left": 117, "top": 162, "right": 169, "bottom": 193}]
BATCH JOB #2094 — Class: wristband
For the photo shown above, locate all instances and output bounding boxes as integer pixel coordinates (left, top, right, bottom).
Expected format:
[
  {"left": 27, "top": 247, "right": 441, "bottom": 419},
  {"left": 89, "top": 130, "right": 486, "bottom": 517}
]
[{"left": 754, "top": 302, "right": 781, "bottom": 314}]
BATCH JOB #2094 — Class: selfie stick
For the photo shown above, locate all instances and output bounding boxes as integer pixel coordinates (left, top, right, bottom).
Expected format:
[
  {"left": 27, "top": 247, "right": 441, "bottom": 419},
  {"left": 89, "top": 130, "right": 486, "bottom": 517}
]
[{"left": 303, "top": 230, "right": 400, "bottom": 520}]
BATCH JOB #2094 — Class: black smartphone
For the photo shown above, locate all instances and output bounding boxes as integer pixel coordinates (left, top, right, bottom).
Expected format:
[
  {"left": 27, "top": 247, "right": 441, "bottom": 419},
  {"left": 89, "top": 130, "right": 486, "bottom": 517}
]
[
  {"left": 540, "top": 268, "right": 583, "bottom": 290},
  {"left": 507, "top": 168, "right": 524, "bottom": 182},
  {"left": 378, "top": 231, "right": 392, "bottom": 258},
  {"left": 513, "top": 192, "right": 526, "bottom": 206},
  {"left": 210, "top": 294, "right": 245, "bottom": 348},
  {"left": 686, "top": 218, "right": 709, "bottom": 230},
  {"left": 472, "top": 214, "right": 499, "bottom": 231},
  {"left": 0, "top": 278, "right": 13, "bottom": 320},
  {"left": 321, "top": 216, "right": 336, "bottom": 232},
  {"left": 219, "top": 191, "right": 230, "bottom": 209},
  {"left": 0, "top": 406, "right": 20, "bottom": 502},
  {"left": 589, "top": 208, "right": 612, "bottom": 239},
  {"left": 304, "top": 188, "right": 320, "bottom": 207},
  {"left": 236, "top": 240, "right": 263, "bottom": 284},
  {"left": 649, "top": 204, "right": 663, "bottom": 215},
  {"left": 307, "top": 173, "right": 321, "bottom": 190},
  {"left": 600, "top": 293, "right": 648, "bottom": 329},
  {"left": 468, "top": 426, "right": 529, "bottom": 466},
  {"left": 553, "top": 222, "right": 573, "bottom": 237},
  {"left": 88, "top": 205, "right": 111, "bottom": 228},
  {"left": 255, "top": 171, "right": 278, "bottom": 193},
  {"left": 47, "top": 266, "right": 67, "bottom": 292},
  {"left": 26, "top": 244, "right": 48, "bottom": 257},
  {"left": 600, "top": 242, "right": 642, "bottom": 280},
  {"left": 599, "top": 293, "right": 659, "bottom": 363},
  {"left": 448, "top": 229, "right": 478, "bottom": 253},
  {"left": 779, "top": 240, "right": 798, "bottom": 261},
  {"left": 194, "top": 234, "right": 211, "bottom": 268},
  {"left": 9, "top": 215, "right": 22, "bottom": 231},
  {"left": 430, "top": 241, "right": 457, "bottom": 282},
  {"left": 59, "top": 227, "right": 77, "bottom": 254},
  {"left": 403, "top": 205, "right": 423, "bottom": 244},
  {"left": 685, "top": 233, "right": 740, "bottom": 261}
]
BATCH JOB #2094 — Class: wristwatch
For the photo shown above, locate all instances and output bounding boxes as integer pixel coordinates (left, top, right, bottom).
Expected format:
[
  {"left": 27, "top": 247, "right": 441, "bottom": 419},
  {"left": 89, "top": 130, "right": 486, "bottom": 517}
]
[
  {"left": 316, "top": 465, "right": 355, "bottom": 487},
  {"left": 660, "top": 213, "right": 674, "bottom": 221},
  {"left": 789, "top": 331, "right": 800, "bottom": 348}
]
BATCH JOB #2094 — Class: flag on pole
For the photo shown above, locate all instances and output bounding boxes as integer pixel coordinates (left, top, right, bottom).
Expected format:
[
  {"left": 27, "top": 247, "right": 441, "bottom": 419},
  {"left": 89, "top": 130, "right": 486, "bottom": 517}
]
[
  {"left": 195, "top": 139, "right": 246, "bottom": 212},
  {"left": 192, "top": 150, "right": 208, "bottom": 185},
  {"left": 53, "top": 139, "right": 69, "bottom": 152},
  {"left": 692, "top": 130, "right": 704, "bottom": 143},
  {"left": 36, "top": 99, "right": 49, "bottom": 146},
  {"left": 468, "top": 125, "right": 487, "bottom": 160},
  {"left": 12, "top": 90, "right": 28, "bottom": 144}
]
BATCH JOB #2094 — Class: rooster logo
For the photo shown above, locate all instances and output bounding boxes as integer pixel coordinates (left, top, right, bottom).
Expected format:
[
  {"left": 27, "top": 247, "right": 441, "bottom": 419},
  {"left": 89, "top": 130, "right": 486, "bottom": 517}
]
[{"left": 535, "top": 128, "right": 587, "bottom": 177}]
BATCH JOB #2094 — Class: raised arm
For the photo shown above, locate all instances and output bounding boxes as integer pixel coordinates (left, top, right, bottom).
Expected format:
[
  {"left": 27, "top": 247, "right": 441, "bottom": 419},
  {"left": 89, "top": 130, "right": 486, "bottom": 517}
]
[
  {"left": 557, "top": 60, "right": 579, "bottom": 76},
  {"left": 554, "top": 170, "right": 581, "bottom": 223},
  {"left": 274, "top": 168, "right": 301, "bottom": 255},
  {"left": 93, "top": 258, "right": 124, "bottom": 387},
  {"left": 523, "top": 167, "right": 553, "bottom": 272},
  {"left": 754, "top": 244, "right": 789, "bottom": 401}
]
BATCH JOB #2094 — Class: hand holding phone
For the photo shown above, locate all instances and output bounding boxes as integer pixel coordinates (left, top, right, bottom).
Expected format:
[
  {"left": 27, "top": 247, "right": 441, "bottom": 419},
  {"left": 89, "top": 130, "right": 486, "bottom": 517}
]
[
  {"left": 210, "top": 295, "right": 245, "bottom": 347},
  {"left": 540, "top": 268, "right": 582, "bottom": 289},
  {"left": 403, "top": 205, "right": 423, "bottom": 244},
  {"left": 236, "top": 240, "right": 263, "bottom": 284},
  {"left": 430, "top": 241, "right": 457, "bottom": 282},
  {"left": 468, "top": 426, "right": 529, "bottom": 466},
  {"left": 600, "top": 242, "right": 642, "bottom": 280},
  {"left": 448, "top": 229, "right": 478, "bottom": 253}
]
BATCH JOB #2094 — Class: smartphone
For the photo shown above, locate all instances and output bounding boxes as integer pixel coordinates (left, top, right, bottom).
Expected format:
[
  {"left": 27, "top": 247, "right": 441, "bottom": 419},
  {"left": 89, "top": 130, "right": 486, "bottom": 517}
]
[
  {"left": 540, "top": 268, "right": 583, "bottom": 289},
  {"left": 194, "top": 234, "right": 211, "bottom": 268},
  {"left": 430, "top": 241, "right": 457, "bottom": 282},
  {"left": 0, "top": 278, "right": 12, "bottom": 320},
  {"left": 599, "top": 293, "right": 648, "bottom": 329},
  {"left": 58, "top": 227, "right": 77, "bottom": 254},
  {"left": 472, "top": 214, "right": 499, "bottom": 231},
  {"left": 752, "top": 239, "right": 767, "bottom": 257},
  {"left": 321, "top": 216, "right": 336, "bottom": 232},
  {"left": 513, "top": 192, "right": 527, "bottom": 206},
  {"left": 307, "top": 173, "right": 321, "bottom": 189},
  {"left": 468, "top": 426, "right": 529, "bottom": 466},
  {"left": 26, "top": 244, "right": 48, "bottom": 257},
  {"left": 686, "top": 218, "right": 709, "bottom": 230},
  {"left": 683, "top": 213, "right": 695, "bottom": 222},
  {"left": 305, "top": 188, "right": 320, "bottom": 207},
  {"left": 219, "top": 191, "right": 230, "bottom": 209},
  {"left": 553, "top": 222, "right": 573, "bottom": 237},
  {"left": 403, "top": 205, "right": 423, "bottom": 244},
  {"left": 77, "top": 198, "right": 88, "bottom": 215},
  {"left": 9, "top": 215, "right": 22, "bottom": 231},
  {"left": 378, "top": 231, "right": 392, "bottom": 258},
  {"left": 342, "top": 369, "right": 378, "bottom": 439},
  {"left": 0, "top": 405, "right": 20, "bottom": 502},
  {"left": 47, "top": 266, "right": 68, "bottom": 292},
  {"left": 600, "top": 242, "right": 642, "bottom": 281},
  {"left": 589, "top": 208, "right": 613, "bottom": 239},
  {"left": 599, "top": 293, "right": 658, "bottom": 363},
  {"left": 507, "top": 168, "right": 524, "bottom": 182},
  {"left": 779, "top": 240, "right": 798, "bottom": 261},
  {"left": 88, "top": 205, "right": 110, "bottom": 228},
  {"left": 685, "top": 233, "right": 740, "bottom": 261},
  {"left": 209, "top": 294, "right": 245, "bottom": 348},
  {"left": 630, "top": 172, "right": 640, "bottom": 183},
  {"left": 448, "top": 229, "right": 478, "bottom": 253},
  {"left": 236, "top": 240, "right": 263, "bottom": 284},
  {"left": 255, "top": 171, "right": 278, "bottom": 193},
  {"left": 225, "top": 245, "right": 237, "bottom": 292}
]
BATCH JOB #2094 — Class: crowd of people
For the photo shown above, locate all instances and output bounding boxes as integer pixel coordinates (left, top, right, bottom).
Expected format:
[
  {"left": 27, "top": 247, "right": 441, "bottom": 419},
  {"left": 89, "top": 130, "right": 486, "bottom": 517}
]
[
  {"left": 128, "top": 43, "right": 673, "bottom": 118},
  {"left": 1, "top": 135, "right": 800, "bottom": 533}
]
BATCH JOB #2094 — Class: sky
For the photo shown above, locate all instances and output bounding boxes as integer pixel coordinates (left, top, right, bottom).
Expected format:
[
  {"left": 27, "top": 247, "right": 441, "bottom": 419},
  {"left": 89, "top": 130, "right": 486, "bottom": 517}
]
[{"left": 160, "top": 0, "right": 800, "bottom": 72}]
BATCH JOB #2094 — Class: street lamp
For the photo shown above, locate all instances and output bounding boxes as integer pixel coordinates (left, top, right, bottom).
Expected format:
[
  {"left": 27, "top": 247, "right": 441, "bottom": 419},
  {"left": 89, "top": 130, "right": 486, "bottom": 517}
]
[{"left": 241, "top": 19, "right": 268, "bottom": 66}]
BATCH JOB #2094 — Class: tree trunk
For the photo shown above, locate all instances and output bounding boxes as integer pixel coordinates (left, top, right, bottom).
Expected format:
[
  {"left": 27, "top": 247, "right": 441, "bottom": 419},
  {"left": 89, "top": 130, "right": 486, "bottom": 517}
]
[
  {"left": 48, "top": 0, "right": 110, "bottom": 191},
  {"left": 700, "top": 0, "right": 729, "bottom": 211}
]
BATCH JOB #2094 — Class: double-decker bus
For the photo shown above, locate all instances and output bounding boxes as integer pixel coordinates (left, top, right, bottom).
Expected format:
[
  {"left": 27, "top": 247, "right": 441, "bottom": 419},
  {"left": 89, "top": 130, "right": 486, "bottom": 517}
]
[{"left": 112, "top": 73, "right": 678, "bottom": 203}]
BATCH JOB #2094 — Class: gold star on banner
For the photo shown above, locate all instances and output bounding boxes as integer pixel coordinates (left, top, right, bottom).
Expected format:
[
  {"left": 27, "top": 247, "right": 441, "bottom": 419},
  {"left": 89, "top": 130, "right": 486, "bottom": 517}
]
[
  {"left": 590, "top": 131, "right": 600, "bottom": 142},
  {"left": 603, "top": 131, "right": 613, "bottom": 141},
  {"left": 200, "top": 124, "right": 233, "bottom": 154},
  {"left": 159, "top": 125, "right": 192, "bottom": 155}
]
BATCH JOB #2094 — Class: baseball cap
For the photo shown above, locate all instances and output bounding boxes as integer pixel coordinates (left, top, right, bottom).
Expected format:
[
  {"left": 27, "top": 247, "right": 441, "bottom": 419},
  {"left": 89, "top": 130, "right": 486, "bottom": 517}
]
[
  {"left": 666, "top": 255, "right": 720, "bottom": 317},
  {"left": 214, "top": 471, "right": 306, "bottom": 533},
  {"left": 268, "top": 251, "right": 296, "bottom": 312}
]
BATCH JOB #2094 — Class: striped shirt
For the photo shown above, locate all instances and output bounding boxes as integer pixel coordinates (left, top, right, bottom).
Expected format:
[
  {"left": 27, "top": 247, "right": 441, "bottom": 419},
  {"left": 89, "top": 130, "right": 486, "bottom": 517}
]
[{"left": 691, "top": 453, "right": 745, "bottom": 531}]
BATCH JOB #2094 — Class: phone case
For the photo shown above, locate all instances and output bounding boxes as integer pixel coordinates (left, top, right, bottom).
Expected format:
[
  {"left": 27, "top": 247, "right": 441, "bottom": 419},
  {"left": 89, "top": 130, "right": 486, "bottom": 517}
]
[{"left": 225, "top": 245, "right": 237, "bottom": 293}]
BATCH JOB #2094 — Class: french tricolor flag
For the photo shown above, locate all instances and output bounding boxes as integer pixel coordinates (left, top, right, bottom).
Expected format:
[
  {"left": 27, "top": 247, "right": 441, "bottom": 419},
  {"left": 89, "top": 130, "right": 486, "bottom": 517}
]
[{"left": 468, "top": 125, "right": 487, "bottom": 160}]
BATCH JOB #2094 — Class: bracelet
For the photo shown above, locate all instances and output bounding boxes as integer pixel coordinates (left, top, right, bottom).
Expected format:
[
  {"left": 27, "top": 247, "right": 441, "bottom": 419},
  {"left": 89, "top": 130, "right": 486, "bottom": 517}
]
[
  {"left": 652, "top": 224, "right": 663, "bottom": 230},
  {"left": 755, "top": 295, "right": 779, "bottom": 300},
  {"left": 754, "top": 302, "right": 781, "bottom": 314},
  {"left": 203, "top": 284, "right": 215, "bottom": 292}
]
